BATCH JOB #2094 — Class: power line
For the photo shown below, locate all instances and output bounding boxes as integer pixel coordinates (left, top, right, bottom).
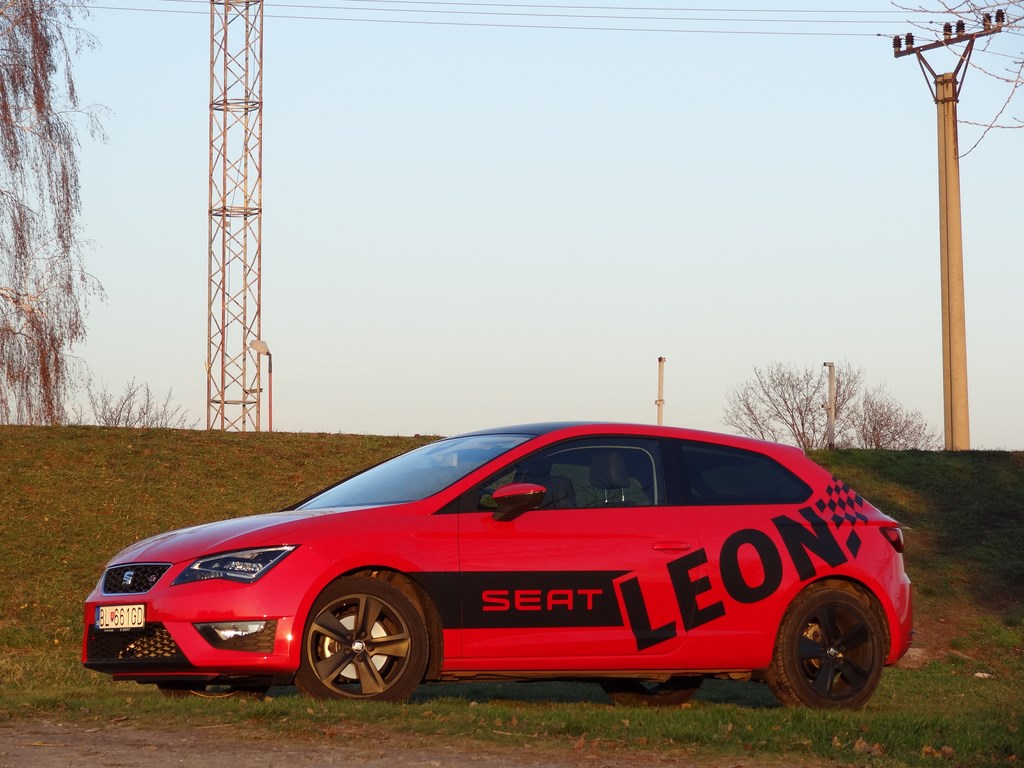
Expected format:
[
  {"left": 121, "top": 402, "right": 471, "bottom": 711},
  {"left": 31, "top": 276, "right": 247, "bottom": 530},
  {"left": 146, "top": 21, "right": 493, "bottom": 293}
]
[
  {"left": 78, "top": 10, "right": 884, "bottom": 35},
  {"left": 100, "top": 0, "right": 929, "bottom": 13},
  {"left": 82, "top": 1, "right": 960, "bottom": 36},
  {"left": 82, "top": 0, "right": 1020, "bottom": 44},
  {"left": 213, "top": 6, "right": 909, "bottom": 25},
  {"left": 288, "top": 1, "right": 913, "bottom": 11},
  {"left": 128, "top": 0, "right": 920, "bottom": 18}
]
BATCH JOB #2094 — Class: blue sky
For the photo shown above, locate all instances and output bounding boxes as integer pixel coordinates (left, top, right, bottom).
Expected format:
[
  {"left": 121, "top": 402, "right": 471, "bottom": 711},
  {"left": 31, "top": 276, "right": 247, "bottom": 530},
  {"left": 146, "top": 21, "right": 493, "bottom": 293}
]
[{"left": 70, "top": 2, "right": 1024, "bottom": 447}]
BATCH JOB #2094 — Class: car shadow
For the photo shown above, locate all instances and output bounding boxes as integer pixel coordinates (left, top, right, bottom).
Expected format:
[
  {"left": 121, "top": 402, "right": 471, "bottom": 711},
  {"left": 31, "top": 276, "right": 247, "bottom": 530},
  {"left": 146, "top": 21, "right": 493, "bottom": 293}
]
[{"left": 409, "top": 678, "right": 780, "bottom": 709}]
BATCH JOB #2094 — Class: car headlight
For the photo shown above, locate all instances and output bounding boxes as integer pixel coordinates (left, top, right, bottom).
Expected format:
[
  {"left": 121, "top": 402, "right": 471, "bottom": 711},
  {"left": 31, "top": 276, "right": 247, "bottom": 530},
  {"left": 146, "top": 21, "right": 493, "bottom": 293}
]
[{"left": 172, "top": 546, "right": 296, "bottom": 585}]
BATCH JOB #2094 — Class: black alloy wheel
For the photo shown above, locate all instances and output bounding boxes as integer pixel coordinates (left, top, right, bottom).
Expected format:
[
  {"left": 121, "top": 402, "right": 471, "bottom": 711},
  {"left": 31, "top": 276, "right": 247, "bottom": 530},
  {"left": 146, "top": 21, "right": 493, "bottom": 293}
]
[
  {"left": 295, "top": 576, "right": 428, "bottom": 701},
  {"left": 766, "top": 584, "right": 885, "bottom": 709}
]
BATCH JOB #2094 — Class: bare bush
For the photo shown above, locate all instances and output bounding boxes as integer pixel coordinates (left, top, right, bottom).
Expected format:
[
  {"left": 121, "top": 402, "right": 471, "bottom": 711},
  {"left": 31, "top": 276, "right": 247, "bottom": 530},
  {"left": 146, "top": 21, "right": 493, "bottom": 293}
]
[
  {"left": 856, "top": 384, "right": 942, "bottom": 450},
  {"left": 85, "top": 379, "right": 197, "bottom": 429}
]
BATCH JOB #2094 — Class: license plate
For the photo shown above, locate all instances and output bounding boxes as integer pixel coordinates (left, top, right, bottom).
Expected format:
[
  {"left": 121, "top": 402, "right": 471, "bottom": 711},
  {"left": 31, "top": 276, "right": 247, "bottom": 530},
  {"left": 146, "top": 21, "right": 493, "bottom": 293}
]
[{"left": 97, "top": 604, "right": 146, "bottom": 630}]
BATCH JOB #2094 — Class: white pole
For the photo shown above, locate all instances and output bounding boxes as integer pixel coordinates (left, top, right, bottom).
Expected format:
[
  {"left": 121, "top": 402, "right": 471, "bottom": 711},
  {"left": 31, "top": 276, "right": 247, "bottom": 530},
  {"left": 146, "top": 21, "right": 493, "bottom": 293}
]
[{"left": 656, "top": 357, "right": 666, "bottom": 426}]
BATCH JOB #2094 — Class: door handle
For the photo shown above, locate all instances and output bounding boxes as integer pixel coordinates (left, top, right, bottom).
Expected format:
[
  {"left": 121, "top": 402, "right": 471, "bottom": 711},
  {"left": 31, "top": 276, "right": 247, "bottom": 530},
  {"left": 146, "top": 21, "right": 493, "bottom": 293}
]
[{"left": 652, "top": 541, "right": 693, "bottom": 553}]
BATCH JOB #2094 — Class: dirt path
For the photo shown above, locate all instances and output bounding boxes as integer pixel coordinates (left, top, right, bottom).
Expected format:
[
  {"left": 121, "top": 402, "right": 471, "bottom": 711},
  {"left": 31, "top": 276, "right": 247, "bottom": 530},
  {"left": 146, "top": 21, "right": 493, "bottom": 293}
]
[
  {"left": 0, "top": 720, "right": 819, "bottom": 768},
  {"left": 0, "top": 718, "right": 816, "bottom": 768},
  {"left": 1, "top": 718, "right": 564, "bottom": 768}
]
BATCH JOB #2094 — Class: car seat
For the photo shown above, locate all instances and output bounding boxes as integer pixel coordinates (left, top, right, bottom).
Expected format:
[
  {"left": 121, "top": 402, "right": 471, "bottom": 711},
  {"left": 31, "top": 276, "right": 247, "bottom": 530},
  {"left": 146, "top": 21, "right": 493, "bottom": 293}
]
[{"left": 589, "top": 451, "right": 630, "bottom": 505}]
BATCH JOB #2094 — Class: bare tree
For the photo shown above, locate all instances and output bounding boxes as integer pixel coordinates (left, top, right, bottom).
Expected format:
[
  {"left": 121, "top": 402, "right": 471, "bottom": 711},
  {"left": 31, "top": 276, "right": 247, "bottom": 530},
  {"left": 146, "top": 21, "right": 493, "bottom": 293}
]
[
  {"left": 0, "top": 0, "right": 103, "bottom": 424},
  {"left": 84, "top": 379, "right": 197, "bottom": 429},
  {"left": 724, "top": 362, "right": 939, "bottom": 450},
  {"left": 856, "top": 384, "right": 942, "bottom": 450},
  {"left": 722, "top": 362, "right": 864, "bottom": 451}
]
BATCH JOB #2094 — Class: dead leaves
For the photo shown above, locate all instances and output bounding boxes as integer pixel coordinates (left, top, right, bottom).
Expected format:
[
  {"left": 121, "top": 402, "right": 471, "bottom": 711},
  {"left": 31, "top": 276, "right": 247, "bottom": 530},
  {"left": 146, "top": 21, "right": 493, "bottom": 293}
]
[
  {"left": 853, "top": 738, "right": 885, "bottom": 757},
  {"left": 921, "top": 744, "right": 956, "bottom": 760},
  {"left": 831, "top": 735, "right": 886, "bottom": 758}
]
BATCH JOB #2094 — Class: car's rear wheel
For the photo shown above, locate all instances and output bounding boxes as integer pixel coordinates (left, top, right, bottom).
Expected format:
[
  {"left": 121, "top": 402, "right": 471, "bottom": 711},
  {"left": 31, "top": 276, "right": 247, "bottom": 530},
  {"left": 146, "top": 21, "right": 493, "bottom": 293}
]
[
  {"left": 295, "top": 576, "right": 428, "bottom": 701},
  {"left": 601, "top": 676, "right": 702, "bottom": 706},
  {"left": 766, "top": 584, "right": 885, "bottom": 709}
]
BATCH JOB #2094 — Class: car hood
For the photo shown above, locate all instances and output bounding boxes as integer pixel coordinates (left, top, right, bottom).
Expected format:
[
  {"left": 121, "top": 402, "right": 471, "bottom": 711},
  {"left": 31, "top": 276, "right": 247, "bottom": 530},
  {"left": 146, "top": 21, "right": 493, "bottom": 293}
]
[{"left": 108, "top": 507, "right": 368, "bottom": 565}]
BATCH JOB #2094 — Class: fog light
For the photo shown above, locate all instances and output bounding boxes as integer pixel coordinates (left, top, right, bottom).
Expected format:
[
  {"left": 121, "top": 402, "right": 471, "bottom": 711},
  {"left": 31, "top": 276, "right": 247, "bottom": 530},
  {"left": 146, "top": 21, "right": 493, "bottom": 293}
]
[
  {"left": 195, "top": 620, "right": 278, "bottom": 652},
  {"left": 210, "top": 621, "right": 266, "bottom": 641}
]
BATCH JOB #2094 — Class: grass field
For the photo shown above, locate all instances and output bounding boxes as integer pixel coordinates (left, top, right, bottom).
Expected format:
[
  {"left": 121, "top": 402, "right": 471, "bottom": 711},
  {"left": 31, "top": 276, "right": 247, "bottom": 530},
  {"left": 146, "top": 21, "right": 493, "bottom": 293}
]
[{"left": 1, "top": 426, "right": 1022, "bottom": 767}]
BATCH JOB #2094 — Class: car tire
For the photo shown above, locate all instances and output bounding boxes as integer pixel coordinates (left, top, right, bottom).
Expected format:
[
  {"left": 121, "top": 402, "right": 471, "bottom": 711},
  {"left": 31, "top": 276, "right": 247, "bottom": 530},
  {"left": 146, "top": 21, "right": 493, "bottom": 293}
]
[
  {"left": 765, "top": 583, "right": 886, "bottom": 709},
  {"left": 601, "top": 676, "right": 702, "bottom": 706},
  {"left": 295, "top": 576, "right": 429, "bottom": 701}
]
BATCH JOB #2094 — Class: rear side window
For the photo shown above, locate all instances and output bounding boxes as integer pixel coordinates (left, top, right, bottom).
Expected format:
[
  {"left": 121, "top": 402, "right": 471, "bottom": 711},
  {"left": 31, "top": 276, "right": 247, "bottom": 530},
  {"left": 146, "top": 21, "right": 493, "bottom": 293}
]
[{"left": 676, "top": 441, "right": 810, "bottom": 506}]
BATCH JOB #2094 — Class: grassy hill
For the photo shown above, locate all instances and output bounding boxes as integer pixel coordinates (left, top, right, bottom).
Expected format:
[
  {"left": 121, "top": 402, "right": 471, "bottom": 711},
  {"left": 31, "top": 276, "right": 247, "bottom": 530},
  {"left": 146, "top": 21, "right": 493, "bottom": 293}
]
[{"left": 1, "top": 426, "right": 1022, "bottom": 766}]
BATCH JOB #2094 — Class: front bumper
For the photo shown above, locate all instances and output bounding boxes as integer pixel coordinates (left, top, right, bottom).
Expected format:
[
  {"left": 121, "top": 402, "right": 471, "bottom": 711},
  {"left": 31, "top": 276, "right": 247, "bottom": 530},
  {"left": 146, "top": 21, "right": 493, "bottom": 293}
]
[{"left": 81, "top": 548, "right": 332, "bottom": 682}]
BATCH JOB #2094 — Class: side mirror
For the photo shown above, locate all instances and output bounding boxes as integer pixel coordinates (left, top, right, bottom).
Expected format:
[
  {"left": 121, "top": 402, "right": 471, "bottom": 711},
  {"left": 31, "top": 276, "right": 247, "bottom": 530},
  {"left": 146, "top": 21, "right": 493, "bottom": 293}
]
[{"left": 491, "top": 482, "right": 546, "bottom": 522}]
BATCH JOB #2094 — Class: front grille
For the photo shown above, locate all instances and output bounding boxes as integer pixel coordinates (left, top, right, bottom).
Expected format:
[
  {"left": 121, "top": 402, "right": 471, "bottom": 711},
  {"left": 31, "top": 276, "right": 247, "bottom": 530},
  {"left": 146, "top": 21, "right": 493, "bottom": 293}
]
[
  {"left": 102, "top": 564, "right": 171, "bottom": 595},
  {"left": 86, "top": 623, "right": 186, "bottom": 662}
]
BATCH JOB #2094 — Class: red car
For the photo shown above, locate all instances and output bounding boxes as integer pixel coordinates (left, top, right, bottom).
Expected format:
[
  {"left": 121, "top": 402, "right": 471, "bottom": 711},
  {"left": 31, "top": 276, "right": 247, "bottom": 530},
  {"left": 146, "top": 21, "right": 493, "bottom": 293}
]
[{"left": 83, "top": 422, "right": 913, "bottom": 708}]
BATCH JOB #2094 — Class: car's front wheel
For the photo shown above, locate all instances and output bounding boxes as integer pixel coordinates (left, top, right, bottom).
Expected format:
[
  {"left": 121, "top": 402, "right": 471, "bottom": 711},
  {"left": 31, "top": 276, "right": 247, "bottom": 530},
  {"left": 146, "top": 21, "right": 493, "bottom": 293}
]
[
  {"left": 765, "top": 583, "right": 885, "bottom": 709},
  {"left": 295, "top": 576, "right": 428, "bottom": 701}
]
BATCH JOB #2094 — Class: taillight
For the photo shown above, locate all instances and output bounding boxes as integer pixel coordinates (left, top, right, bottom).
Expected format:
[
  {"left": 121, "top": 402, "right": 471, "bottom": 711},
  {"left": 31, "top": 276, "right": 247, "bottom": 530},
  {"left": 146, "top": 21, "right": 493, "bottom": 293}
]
[{"left": 881, "top": 526, "right": 905, "bottom": 553}]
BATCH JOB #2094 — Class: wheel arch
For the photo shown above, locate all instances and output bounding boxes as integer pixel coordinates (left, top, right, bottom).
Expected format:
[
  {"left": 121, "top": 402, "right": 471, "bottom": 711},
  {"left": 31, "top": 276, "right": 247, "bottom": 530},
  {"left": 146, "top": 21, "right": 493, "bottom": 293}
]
[
  {"left": 340, "top": 566, "right": 445, "bottom": 681},
  {"left": 765, "top": 576, "right": 890, "bottom": 708},
  {"left": 778, "top": 576, "right": 891, "bottom": 657}
]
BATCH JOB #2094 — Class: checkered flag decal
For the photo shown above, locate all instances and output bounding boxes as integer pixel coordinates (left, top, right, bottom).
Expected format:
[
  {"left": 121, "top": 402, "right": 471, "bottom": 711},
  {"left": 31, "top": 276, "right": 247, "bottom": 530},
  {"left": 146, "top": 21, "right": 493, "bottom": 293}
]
[{"left": 810, "top": 477, "right": 870, "bottom": 558}]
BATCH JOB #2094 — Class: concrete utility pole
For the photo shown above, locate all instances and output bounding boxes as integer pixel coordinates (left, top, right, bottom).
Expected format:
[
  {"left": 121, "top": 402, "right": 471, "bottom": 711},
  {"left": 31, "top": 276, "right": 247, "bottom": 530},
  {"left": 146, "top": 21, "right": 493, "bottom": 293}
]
[
  {"left": 823, "top": 361, "right": 836, "bottom": 450},
  {"left": 892, "top": 11, "right": 1004, "bottom": 450},
  {"left": 655, "top": 356, "right": 666, "bottom": 426}
]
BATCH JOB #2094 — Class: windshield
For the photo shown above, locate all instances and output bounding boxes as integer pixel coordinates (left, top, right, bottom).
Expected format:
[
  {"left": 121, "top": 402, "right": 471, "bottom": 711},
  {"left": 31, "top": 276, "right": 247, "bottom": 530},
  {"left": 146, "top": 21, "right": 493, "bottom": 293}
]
[{"left": 298, "top": 433, "right": 531, "bottom": 508}]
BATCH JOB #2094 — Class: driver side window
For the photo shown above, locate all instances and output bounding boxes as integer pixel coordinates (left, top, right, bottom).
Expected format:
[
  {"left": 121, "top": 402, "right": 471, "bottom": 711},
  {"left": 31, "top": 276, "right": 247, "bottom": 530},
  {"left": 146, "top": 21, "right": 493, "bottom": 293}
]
[{"left": 476, "top": 437, "right": 664, "bottom": 511}]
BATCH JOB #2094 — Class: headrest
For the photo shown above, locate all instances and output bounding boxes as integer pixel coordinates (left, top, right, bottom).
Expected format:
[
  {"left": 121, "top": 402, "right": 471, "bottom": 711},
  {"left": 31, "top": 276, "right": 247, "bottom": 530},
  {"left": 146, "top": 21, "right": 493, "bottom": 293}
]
[{"left": 589, "top": 451, "right": 629, "bottom": 490}]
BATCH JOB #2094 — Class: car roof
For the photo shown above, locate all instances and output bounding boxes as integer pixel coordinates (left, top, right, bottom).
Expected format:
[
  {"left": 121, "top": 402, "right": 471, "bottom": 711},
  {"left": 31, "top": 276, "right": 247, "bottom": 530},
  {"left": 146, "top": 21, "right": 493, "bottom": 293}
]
[
  {"left": 456, "top": 421, "right": 600, "bottom": 437},
  {"left": 454, "top": 422, "right": 805, "bottom": 457}
]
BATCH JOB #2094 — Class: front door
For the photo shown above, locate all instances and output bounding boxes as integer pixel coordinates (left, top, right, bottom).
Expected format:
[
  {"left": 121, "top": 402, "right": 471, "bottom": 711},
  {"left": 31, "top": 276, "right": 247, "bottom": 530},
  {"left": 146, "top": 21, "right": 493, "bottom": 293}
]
[{"left": 453, "top": 436, "right": 698, "bottom": 671}]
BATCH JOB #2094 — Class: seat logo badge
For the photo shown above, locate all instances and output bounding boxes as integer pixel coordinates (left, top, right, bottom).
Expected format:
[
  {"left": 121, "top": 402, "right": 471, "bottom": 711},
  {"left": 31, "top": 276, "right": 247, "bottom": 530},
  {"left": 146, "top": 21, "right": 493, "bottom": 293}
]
[{"left": 121, "top": 570, "right": 135, "bottom": 589}]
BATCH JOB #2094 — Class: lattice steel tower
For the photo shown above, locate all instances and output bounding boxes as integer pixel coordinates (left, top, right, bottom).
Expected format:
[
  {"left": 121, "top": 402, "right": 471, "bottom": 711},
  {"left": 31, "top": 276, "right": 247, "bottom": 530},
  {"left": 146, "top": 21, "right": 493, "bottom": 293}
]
[{"left": 206, "top": 0, "right": 264, "bottom": 430}]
